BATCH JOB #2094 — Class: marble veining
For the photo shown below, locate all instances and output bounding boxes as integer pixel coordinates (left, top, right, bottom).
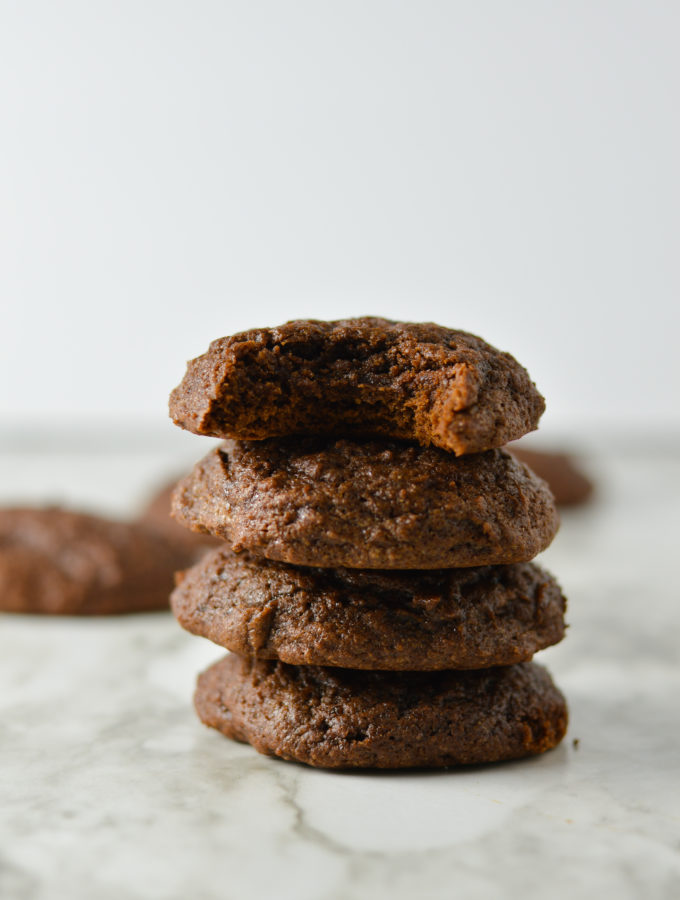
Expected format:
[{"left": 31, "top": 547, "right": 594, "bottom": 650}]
[{"left": 1, "top": 449, "right": 679, "bottom": 899}]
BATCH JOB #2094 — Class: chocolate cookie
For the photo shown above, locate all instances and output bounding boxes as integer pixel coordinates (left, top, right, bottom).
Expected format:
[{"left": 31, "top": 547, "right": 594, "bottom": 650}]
[
  {"left": 195, "top": 655, "right": 568, "bottom": 768},
  {"left": 139, "top": 479, "right": 221, "bottom": 561},
  {"left": 169, "top": 318, "right": 545, "bottom": 456},
  {"left": 172, "top": 548, "right": 566, "bottom": 669},
  {"left": 171, "top": 439, "right": 559, "bottom": 569},
  {"left": 0, "top": 507, "right": 181, "bottom": 615},
  {"left": 508, "top": 445, "right": 594, "bottom": 507}
]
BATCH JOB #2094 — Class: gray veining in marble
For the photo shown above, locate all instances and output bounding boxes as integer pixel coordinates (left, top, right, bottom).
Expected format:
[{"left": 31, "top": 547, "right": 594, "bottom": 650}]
[{"left": 1, "top": 448, "right": 679, "bottom": 899}]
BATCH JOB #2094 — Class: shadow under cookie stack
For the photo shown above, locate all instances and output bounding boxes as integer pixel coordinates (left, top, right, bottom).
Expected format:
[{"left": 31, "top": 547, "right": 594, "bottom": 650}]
[{"left": 168, "top": 318, "right": 568, "bottom": 769}]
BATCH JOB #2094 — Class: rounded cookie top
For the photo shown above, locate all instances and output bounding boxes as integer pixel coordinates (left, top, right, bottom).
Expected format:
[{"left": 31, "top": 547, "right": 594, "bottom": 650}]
[
  {"left": 195, "top": 655, "right": 568, "bottom": 769},
  {"left": 171, "top": 438, "right": 559, "bottom": 569},
  {"left": 169, "top": 317, "right": 545, "bottom": 456},
  {"left": 0, "top": 507, "right": 182, "bottom": 615},
  {"left": 172, "top": 547, "right": 567, "bottom": 669}
]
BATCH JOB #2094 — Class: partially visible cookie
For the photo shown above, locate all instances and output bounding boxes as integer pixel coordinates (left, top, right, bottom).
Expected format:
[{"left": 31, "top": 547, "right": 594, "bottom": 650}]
[
  {"left": 172, "top": 439, "right": 559, "bottom": 569},
  {"left": 139, "top": 479, "right": 221, "bottom": 561},
  {"left": 195, "top": 655, "right": 568, "bottom": 768},
  {"left": 169, "top": 318, "right": 545, "bottom": 456},
  {"left": 508, "top": 445, "right": 594, "bottom": 506},
  {"left": 172, "top": 548, "right": 567, "bottom": 669},
  {"left": 0, "top": 507, "right": 181, "bottom": 615}
]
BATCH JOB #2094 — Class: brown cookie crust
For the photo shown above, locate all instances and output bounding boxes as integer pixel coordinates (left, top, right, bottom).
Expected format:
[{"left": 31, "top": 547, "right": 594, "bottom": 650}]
[
  {"left": 508, "top": 445, "right": 594, "bottom": 507},
  {"left": 172, "top": 548, "right": 566, "bottom": 670},
  {"left": 169, "top": 318, "right": 545, "bottom": 456},
  {"left": 171, "top": 439, "right": 559, "bottom": 569},
  {"left": 195, "top": 655, "right": 568, "bottom": 768},
  {"left": 0, "top": 507, "right": 181, "bottom": 615}
]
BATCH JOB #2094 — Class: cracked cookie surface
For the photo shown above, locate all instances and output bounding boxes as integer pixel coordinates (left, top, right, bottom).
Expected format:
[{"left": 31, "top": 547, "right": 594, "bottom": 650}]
[
  {"left": 195, "top": 655, "right": 568, "bottom": 768},
  {"left": 171, "top": 438, "right": 559, "bottom": 569},
  {"left": 172, "top": 547, "right": 566, "bottom": 669}
]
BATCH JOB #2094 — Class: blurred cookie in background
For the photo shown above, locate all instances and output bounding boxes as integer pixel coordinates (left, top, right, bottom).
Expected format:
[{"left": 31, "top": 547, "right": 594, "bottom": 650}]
[
  {"left": 507, "top": 442, "right": 594, "bottom": 506},
  {"left": 0, "top": 507, "right": 182, "bottom": 615}
]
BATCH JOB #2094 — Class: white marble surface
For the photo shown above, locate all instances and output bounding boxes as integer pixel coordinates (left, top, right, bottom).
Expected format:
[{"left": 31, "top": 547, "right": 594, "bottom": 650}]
[{"left": 1, "top": 443, "right": 679, "bottom": 899}]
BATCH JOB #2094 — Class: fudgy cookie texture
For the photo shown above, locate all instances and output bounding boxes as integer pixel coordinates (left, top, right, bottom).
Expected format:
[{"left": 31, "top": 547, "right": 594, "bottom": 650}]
[
  {"left": 171, "top": 438, "right": 559, "bottom": 569},
  {"left": 508, "top": 445, "right": 594, "bottom": 507},
  {"left": 169, "top": 318, "right": 545, "bottom": 456},
  {"left": 0, "top": 507, "right": 182, "bottom": 615},
  {"left": 172, "top": 548, "right": 567, "bottom": 669},
  {"left": 195, "top": 655, "right": 568, "bottom": 768},
  {"left": 139, "top": 479, "right": 221, "bottom": 561}
]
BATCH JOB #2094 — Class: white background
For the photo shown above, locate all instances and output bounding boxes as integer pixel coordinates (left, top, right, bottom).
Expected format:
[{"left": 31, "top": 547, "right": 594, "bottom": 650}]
[
  {"left": 2, "top": 1, "right": 678, "bottom": 437},
  {"left": 1, "top": 9, "right": 679, "bottom": 893}
]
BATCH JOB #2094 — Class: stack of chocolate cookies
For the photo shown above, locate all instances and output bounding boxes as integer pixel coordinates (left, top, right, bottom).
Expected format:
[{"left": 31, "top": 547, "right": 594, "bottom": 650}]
[{"left": 168, "top": 318, "right": 568, "bottom": 768}]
